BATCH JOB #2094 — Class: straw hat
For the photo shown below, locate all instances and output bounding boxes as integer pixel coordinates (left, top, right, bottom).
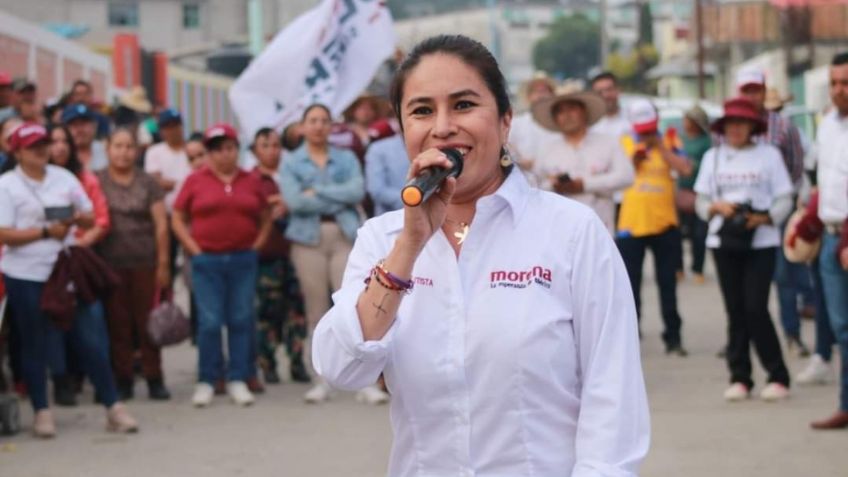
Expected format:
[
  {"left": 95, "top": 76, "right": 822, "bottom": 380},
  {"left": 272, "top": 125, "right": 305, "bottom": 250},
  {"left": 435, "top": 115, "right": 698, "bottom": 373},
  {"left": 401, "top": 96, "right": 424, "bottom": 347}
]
[
  {"left": 783, "top": 210, "right": 822, "bottom": 264},
  {"left": 764, "top": 88, "right": 791, "bottom": 112},
  {"left": 521, "top": 71, "right": 557, "bottom": 100},
  {"left": 531, "top": 83, "right": 606, "bottom": 132},
  {"left": 684, "top": 104, "right": 710, "bottom": 135},
  {"left": 118, "top": 86, "right": 152, "bottom": 114}
]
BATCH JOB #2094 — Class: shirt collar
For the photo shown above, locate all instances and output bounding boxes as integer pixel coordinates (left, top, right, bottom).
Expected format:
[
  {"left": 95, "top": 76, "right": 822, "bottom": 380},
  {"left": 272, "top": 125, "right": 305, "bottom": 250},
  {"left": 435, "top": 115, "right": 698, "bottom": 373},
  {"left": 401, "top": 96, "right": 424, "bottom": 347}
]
[{"left": 382, "top": 167, "right": 529, "bottom": 235}]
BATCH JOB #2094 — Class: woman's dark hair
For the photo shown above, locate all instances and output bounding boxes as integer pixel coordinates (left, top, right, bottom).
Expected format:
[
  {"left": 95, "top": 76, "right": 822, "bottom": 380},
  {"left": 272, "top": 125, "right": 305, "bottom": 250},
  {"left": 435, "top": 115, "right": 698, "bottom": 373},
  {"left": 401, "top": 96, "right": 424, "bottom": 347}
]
[
  {"left": 301, "top": 103, "right": 331, "bottom": 122},
  {"left": 281, "top": 123, "right": 303, "bottom": 151},
  {"left": 107, "top": 127, "right": 138, "bottom": 145},
  {"left": 46, "top": 124, "right": 83, "bottom": 176},
  {"left": 389, "top": 35, "right": 511, "bottom": 129},
  {"left": 251, "top": 127, "right": 278, "bottom": 151},
  {"left": 188, "top": 131, "right": 205, "bottom": 143}
]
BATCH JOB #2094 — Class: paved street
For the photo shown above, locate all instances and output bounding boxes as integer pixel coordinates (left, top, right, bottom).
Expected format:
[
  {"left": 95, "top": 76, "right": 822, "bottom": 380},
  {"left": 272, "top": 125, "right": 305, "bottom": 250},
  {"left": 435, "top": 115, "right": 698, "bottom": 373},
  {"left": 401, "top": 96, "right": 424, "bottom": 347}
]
[{"left": 2, "top": 257, "right": 847, "bottom": 477}]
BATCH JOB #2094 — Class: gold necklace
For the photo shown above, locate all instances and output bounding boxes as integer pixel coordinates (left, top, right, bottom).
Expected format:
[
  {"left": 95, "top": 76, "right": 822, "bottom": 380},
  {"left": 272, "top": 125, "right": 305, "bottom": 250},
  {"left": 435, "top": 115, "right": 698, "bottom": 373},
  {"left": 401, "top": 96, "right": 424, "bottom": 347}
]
[{"left": 445, "top": 218, "right": 471, "bottom": 245}]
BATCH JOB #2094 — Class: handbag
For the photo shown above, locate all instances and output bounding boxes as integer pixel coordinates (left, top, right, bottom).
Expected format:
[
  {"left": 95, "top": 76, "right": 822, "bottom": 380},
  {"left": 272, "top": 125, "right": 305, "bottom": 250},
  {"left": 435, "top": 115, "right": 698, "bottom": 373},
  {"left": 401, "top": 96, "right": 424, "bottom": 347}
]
[{"left": 147, "top": 289, "right": 190, "bottom": 347}]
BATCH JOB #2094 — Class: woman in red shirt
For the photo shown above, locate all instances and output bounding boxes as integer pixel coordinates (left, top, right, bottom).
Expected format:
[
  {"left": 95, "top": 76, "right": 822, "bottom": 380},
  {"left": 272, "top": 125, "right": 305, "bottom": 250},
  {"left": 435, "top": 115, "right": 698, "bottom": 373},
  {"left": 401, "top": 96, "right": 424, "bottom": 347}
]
[{"left": 172, "top": 123, "right": 271, "bottom": 408}]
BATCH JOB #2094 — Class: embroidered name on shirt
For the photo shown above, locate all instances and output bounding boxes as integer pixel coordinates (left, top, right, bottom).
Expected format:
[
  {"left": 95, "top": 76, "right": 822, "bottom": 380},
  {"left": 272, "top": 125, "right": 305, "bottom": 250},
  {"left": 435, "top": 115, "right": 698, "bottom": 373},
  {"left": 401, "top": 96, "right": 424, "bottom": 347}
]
[
  {"left": 413, "top": 277, "right": 433, "bottom": 287},
  {"left": 490, "top": 267, "right": 552, "bottom": 290}
]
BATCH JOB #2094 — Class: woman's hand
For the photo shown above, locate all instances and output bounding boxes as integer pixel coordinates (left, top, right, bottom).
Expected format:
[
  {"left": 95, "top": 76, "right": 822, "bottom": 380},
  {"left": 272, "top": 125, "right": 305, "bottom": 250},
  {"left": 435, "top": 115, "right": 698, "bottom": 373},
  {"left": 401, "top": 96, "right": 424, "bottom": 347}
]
[
  {"left": 710, "top": 201, "right": 737, "bottom": 218},
  {"left": 156, "top": 264, "right": 171, "bottom": 289},
  {"left": 398, "top": 148, "right": 457, "bottom": 254},
  {"left": 840, "top": 247, "right": 848, "bottom": 271},
  {"left": 745, "top": 212, "right": 771, "bottom": 230},
  {"left": 47, "top": 222, "right": 71, "bottom": 240}
]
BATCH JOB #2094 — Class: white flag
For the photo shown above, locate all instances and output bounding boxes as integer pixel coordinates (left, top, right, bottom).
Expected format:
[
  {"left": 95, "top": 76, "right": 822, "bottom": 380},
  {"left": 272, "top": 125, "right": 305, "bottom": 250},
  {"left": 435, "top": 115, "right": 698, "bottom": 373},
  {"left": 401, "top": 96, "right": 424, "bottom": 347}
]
[{"left": 229, "top": 0, "right": 396, "bottom": 138}]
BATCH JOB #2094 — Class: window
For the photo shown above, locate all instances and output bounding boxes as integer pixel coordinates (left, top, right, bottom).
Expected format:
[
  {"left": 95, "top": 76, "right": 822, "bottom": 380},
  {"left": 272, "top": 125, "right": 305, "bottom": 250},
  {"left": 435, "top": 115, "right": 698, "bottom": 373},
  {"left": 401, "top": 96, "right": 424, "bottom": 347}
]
[
  {"left": 183, "top": 3, "right": 201, "bottom": 29},
  {"left": 108, "top": 2, "right": 139, "bottom": 27}
]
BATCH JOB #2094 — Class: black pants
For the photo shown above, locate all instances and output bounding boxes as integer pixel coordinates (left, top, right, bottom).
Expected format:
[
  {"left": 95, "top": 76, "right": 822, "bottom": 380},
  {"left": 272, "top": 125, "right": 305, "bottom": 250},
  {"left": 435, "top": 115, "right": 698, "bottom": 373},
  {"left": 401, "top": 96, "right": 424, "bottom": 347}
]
[
  {"left": 713, "top": 247, "right": 790, "bottom": 388},
  {"left": 677, "top": 211, "right": 708, "bottom": 275},
  {"left": 616, "top": 227, "right": 683, "bottom": 348}
]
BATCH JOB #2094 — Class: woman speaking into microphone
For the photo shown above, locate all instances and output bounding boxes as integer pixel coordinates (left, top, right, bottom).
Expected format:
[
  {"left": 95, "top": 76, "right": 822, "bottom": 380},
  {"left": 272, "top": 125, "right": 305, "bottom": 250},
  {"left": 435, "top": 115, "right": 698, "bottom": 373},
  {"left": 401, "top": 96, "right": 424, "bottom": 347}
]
[{"left": 312, "top": 35, "right": 649, "bottom": 476}]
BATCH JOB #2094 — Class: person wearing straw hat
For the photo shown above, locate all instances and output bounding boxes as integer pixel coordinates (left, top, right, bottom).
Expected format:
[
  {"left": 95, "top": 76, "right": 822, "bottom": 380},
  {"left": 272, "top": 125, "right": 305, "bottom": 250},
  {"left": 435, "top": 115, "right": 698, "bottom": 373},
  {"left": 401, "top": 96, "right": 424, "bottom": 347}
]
[
  {"left": 531, "top": 84, "right": 633, "bottom": 233},
  {"left": 693, "top": 97, "right": 795, "bottom": 402},
  {"left": 507, "top": 72, "right": 560, "bottom": 178},
  {"left": 617, "top": 98, "right": 693, "bottom": 357},
  {"left": 676, "top": 105, "right": 713, "bottom": 284}
]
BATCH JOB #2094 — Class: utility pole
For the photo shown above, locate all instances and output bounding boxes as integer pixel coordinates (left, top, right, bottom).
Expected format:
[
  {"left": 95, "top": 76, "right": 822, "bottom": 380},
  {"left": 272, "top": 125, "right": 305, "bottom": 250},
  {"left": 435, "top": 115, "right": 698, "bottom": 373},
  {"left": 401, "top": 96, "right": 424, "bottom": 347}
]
[
  {"left": 248, "top": 0, "right": 264, "bottom": 57},
  {"left": 600, "top": 0, "right": 609, "bottom": 68},
  {"left": 695, "top": 0, "right": 705, "bottom": 99}
]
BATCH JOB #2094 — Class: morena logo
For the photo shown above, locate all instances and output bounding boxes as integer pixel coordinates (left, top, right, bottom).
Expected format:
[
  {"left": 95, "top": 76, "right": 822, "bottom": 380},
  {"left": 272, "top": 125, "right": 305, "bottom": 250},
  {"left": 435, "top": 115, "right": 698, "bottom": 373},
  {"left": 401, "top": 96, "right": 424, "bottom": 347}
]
[{"left": 490, "top": 266, "right": 552, "bottom": 290}]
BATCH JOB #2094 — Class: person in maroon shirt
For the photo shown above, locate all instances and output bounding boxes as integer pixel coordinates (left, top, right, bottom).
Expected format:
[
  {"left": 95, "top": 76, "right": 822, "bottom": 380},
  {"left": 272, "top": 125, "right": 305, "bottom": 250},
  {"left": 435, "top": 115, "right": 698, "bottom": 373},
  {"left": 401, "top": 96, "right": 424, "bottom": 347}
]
[
  {"left": 171, "top": 123, "right": 272, "bottom": 407},
  {"left": 249, "top": 127, "right": 308, "bottom": 384}
]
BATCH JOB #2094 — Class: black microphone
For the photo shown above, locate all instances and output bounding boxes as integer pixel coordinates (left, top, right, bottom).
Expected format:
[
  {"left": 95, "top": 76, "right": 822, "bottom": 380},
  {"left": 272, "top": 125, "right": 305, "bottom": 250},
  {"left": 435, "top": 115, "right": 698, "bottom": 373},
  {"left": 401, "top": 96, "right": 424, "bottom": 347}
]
[{"left": 401, "top": 148, "right": 464, "bottom": 207}]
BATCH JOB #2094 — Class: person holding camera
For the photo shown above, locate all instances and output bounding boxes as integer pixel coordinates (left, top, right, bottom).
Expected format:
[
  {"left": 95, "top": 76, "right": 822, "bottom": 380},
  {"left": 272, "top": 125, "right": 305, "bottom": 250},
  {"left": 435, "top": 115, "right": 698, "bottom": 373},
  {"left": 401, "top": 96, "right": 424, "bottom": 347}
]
[
  {"left": 616, "top": 99, "right": 693, "bottom": 356},
  {"left": 0, "top": 123, "right": 137, "bottom": 437},
  {"left": 694, "top": 97, "right": 794, "bottom": 402}
]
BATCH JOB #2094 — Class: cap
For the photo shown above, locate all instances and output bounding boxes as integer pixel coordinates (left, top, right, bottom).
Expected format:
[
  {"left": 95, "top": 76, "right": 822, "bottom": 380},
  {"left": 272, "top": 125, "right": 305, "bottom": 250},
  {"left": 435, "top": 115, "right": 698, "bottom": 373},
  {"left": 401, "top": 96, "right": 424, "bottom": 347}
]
[
  {"left": 203, "top": 123, "right": 239, "bottom": 146},
  {"left": 0, "top": 72, "right": 11, "bottom": 87},
  {"left": 628, "top": 99, "right": 659, "bottom": 135},
  {"left": 736, "top": 68, "right": 766, "bottom": 90},
  {"left": 61, "top": 103, "right": 95, "bottom": 124},
  {"left": 367, "top": 118, "right": 396, "bottom": 142},
  {"left": 12, "top": 78, "right": 36, "bottom": 93},
  {"left": 7, "top": 122, "right": 48, "bottom": 152},
  {"left": 158, "top": 108, "right": 183, "bottom": 127}
]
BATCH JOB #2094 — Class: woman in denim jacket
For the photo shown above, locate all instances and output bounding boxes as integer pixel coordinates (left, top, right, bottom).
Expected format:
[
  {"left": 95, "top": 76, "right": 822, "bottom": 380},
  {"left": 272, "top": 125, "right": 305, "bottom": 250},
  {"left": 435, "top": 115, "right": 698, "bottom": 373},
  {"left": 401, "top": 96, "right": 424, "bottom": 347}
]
[{"left": 280, "top": 104, "right": 382, "bottom": 404}]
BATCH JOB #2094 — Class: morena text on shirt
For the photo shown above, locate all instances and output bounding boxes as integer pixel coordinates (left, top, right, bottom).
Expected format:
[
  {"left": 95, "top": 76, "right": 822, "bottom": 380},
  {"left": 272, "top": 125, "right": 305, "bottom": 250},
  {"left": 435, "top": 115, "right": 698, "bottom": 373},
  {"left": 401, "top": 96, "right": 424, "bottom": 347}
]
[{"left": 490, "top": 267, "right": 553, "bottom": 290}]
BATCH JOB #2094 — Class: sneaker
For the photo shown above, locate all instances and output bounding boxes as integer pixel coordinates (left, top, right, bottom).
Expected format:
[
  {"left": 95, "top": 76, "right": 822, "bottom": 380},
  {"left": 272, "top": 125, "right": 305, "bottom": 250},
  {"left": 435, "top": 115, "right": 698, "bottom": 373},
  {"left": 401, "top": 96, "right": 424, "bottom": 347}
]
[
  {"left": 263, "top": 367, "right": 281, "bottom": 385},
  {"left": 147, "top": 378, "right": 172, "bottom": 401},
  {"left": 665, "top": 344, "right": 689, "bottom": 357},
  {"left": 117, "top": 378, "right": 134, "bottom": 402},
  {"left": 226, "top": 381, "right": 255, "bottom": 407},
  {"left": 192, "top": 383, "right": 215, "bottom": 408},
  {"left": 356, "top": 384, "right": 390, "bottom": 405},
  {"left": 290, "top": 360, "right": 312, "bottom": 384},
  {"left": 304, "top": 381, "right": 332, "bottom": 404},
  {"left": 32, "top": 409, "right": 56, "bottom": 439},
  {"left": 760, "top": 382, "right": 790, "bottom": 402},
  {"left": 106, "top": 403, "right": 139, "bottom": 433},
  {"left": 692, "top": 273, "right": 706, "bottom": 285},
  {"left": 796, "top": 355, "right": 834, "bottom": 385},
  {"left": 786, "top": 336, "right": 811, "bottom": 358},
  {"left": 723, "top": 383, "right": 750, "bottom": 402}
]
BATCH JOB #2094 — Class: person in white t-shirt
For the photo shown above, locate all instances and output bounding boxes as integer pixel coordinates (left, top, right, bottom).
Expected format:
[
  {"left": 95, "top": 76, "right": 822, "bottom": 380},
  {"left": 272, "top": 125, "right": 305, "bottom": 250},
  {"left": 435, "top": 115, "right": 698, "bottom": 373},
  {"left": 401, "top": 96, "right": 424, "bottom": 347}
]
[
  {"left": 144, "top": 108, "right": 192, "bottom": 210},
  {"left": 531, "top": 84, "right": 634, "bottom": 233},
  {"left": 507, "top": 72, "right": 560, "bottom": 184},
  {"left": 590, "top": 72, "right": 633, "bottom": 141},
  {"left": 0, "top": 123, "right": 138, "bottom": 437},
  {"left": 694, "top": 98, "right": 794, "bottom": 403}
]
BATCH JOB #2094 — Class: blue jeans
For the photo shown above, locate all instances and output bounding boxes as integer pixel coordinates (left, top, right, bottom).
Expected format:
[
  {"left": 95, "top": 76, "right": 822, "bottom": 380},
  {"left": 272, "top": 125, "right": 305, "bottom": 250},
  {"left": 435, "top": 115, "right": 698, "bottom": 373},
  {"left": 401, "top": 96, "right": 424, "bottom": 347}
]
[
  {"left": 775, "top": 224, "right": 816, "bottom": 339},
  {"left": 3, "top": 276, "right": 117, "bottom": 411},
  {"left": 191, "top": 250, "right": 259, "bottom": 384},
  {"left": 811, "top": 258, "right": 836, "bottom": 360},
  {"left": 818, "top": 234, "right": 848, "bottom": 411},
  {"left": 616, "top": 227, "right": 683, "bottom": 348}
]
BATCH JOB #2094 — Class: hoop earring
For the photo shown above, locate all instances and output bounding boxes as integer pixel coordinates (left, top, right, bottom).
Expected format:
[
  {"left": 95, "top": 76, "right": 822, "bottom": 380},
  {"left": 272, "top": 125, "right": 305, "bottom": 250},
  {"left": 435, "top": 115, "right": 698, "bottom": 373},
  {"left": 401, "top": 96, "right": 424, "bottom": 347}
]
[{"left": 499, "top": 147, "right": 513, "bottom": 168}]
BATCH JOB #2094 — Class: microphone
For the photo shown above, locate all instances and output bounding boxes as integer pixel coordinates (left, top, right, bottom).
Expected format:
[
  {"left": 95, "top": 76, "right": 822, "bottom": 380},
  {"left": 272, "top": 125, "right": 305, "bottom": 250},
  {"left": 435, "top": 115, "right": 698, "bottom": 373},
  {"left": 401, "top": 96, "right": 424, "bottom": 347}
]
[{"left": 401, "top": 148, "right": 464, "bottom": 207}]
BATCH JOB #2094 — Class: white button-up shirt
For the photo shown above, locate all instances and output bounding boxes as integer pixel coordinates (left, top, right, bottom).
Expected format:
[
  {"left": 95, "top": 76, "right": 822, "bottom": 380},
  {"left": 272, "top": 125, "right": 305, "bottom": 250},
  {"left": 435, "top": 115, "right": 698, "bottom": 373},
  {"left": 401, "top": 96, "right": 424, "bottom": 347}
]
[
  {"left": 313, "top": 170, "right": 650, "bottom": 477},
  {"left": 534, "top": 131, "right": 635, "bottom": 233},
  {"left": 815, "top": 110, "right": 848, "bottom": 223}
]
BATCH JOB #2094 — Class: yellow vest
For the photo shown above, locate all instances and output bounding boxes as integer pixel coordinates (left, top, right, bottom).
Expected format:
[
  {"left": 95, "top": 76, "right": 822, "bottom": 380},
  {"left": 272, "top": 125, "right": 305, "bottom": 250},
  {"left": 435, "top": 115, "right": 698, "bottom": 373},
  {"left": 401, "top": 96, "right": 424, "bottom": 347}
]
[{"left": 617, "top": 134, "right": 678, "bottom": 237}]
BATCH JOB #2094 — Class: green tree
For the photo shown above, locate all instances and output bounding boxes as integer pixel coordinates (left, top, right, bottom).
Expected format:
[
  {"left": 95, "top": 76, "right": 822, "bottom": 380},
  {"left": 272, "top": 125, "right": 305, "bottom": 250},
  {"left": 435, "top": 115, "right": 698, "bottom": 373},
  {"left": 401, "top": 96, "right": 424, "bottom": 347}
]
[
  {"left": 532, "top": 13, "right": 600, "bottom": 80},
  {"left": 638, "top": 1, "right": 654, "bottom": 46}
]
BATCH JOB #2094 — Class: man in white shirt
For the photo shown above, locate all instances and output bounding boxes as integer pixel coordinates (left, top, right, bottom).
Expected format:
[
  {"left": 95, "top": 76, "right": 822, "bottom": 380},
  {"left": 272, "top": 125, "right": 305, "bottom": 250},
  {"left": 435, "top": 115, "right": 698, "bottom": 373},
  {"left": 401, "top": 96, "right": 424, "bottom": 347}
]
[
  {"left": 507, "top": 72, "right": 560, "bottom": 180},
  {"left": 531, "top": 85, "right": 634, "bottom": 233},
  {"left": 62, "top": 103, "right": 108, "bottom": 171},
  {"left": 144, "top": 108, "right": 192, "bottom": 211},
  {"left": 590, "top": 71, "right": 632, "bottom": 140},
  {"left": 811, "top": 52, "right": 848, "bottom": 430}
]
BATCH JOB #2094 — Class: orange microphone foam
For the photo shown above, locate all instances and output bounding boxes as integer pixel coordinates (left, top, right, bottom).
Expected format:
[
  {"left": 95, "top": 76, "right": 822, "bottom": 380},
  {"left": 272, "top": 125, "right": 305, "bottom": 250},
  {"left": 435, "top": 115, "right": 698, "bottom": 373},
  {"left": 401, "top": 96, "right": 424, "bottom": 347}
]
[{"left": 402, "top": 186, "right": 423, "bottom": 207}]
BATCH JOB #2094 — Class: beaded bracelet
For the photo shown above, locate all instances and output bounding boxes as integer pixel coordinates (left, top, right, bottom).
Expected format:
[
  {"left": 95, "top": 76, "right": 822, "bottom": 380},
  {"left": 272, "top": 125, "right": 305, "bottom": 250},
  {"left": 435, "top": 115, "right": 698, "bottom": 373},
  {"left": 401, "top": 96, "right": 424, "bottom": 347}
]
[{"left": 376, "top": 260, "right": 414, "bottom": 291}]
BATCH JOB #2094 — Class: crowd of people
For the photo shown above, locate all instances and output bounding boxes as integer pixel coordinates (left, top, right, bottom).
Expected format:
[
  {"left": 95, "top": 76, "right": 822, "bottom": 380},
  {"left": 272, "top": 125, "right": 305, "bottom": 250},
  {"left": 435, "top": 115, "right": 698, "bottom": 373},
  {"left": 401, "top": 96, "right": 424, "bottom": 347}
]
[{"left": 0, "top": 45, "right": 847, "bottom": 442}]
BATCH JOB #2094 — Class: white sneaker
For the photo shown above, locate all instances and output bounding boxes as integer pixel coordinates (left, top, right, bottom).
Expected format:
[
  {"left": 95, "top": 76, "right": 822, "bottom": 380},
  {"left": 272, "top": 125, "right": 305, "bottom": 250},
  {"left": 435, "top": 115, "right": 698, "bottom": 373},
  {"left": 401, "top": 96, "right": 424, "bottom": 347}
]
[
  {"left": 226, "top": 381, "right": 255, "bottom": 407},
  {"left": 303, "top": 381, "right": 332, "bottom": 404},
  {"left": 356, "top": 384, "right": 390, "bottom": 405},
  {"left": 760, "top": 382, "right": 790, "bottom": 402},
  {"left": 192, "top": 383, "right": 214, "bottom": 407},
  {"left": 723, "top": 383, "right": 750, "bottom": 402},
  {"left": 796, "top": 354, "right": 835, "bottom": 385}
]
